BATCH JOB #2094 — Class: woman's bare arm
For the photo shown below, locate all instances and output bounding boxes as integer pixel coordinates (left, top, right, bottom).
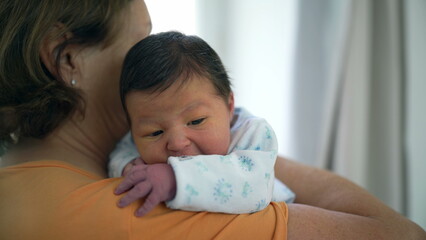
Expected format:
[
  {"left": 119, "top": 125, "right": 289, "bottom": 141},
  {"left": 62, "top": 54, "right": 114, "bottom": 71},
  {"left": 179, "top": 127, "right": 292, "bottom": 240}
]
[{"left": 275, "top": 156, "right": 426, "bottom": 239}]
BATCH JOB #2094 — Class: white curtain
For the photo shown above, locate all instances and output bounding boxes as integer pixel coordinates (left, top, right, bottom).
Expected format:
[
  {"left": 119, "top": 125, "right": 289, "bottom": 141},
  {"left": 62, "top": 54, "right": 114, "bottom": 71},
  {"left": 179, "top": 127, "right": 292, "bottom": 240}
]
[
  {"left": 192, "top": 0, "right": 425, "bottom": 228},
  {"left": 292, "top": 0, "right": 426, "bottom": 228},
  {"left": 404, "top": 0, "right": 426, "bottom": 229},
  {"left": 196, "top": 0, "right": 297, "bottom": 157},
  {"left": 317, "top": 0, "right": 406, "bottom": 211}
]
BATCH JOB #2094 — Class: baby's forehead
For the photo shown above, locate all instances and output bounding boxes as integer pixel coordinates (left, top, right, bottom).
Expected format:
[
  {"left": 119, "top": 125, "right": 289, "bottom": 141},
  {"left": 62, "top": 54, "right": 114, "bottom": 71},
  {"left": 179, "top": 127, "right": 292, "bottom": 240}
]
[
  {"left": 145, "top": 73, "right": 219, "bottom": 97},
  {"left": 126, "top": 77, "right": 222, "bottom": 109}
]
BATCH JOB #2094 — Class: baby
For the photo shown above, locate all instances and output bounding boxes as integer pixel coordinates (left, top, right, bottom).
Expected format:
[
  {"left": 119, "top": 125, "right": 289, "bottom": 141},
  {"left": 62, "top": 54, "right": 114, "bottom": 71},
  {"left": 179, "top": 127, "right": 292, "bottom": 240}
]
[{"left": 110, "top": 31, "right": 295, "bottom": 216}]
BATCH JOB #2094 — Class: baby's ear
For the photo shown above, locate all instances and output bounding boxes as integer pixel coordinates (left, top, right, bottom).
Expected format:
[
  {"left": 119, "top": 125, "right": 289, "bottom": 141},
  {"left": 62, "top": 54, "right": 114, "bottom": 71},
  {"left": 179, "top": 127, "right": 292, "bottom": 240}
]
[
  {"left": 39, "top": 23, "right": 76, "bottom": 85},
  {"left": 228, "top": 92, "right": 235, "bottom": 117}
]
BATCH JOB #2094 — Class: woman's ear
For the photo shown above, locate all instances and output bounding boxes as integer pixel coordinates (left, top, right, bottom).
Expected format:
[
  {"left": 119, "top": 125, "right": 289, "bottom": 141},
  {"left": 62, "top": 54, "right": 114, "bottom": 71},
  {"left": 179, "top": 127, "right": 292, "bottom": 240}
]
[{"left": 39, "top": 24, "right": 76, "bottom": 84}]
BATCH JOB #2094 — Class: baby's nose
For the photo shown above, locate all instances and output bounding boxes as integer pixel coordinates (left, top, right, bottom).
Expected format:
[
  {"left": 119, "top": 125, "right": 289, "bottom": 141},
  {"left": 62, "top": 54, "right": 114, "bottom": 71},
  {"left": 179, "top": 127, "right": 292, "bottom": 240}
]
[{"left": 166, "top": 129, "right": 191, "bottom": 155}]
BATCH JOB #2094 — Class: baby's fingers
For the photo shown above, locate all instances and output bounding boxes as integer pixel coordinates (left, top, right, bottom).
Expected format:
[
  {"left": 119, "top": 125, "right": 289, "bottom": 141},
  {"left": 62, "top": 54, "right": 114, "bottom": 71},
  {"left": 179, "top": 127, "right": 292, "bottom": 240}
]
[
  {"left": 115, "top": 166, "right": 148, "bottom": 195},
  {"left": 135, "top": 193, "right": 161, "bottom": 217},
  {"left": 117, "top": 181, "right": 152, "bottom": 208}
]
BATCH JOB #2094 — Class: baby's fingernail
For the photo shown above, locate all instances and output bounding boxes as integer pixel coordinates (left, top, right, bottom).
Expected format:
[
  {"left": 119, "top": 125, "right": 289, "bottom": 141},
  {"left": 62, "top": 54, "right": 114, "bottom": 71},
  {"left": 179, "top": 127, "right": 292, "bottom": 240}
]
[
  {"left": 114, "top": 188, "right": 122, "bottom": 194},
  {"left": 135, "top": 211, "right": 144, "bottom": 217}
]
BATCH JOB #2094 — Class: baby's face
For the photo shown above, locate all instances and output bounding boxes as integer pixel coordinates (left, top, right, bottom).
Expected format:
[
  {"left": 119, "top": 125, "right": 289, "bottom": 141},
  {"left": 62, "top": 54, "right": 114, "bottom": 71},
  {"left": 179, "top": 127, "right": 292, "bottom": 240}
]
[{"left": 126, "top": 76, "right": 234, "bottom": 164}]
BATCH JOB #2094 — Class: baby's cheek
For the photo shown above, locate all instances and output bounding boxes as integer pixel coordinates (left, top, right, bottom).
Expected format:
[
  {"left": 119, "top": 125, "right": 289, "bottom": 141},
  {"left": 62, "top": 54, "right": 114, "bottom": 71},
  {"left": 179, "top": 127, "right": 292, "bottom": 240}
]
[
  {"left": 218, "top": 143, "right": 230, "bottom": 155},
  {"left": 202, "top": 137, "right": 230, "bottom": 155},
  {"left": 142, "top": 152, "right": 169, "bottom": 164},
  {"left": 135, "top": 141, "right": 158, "bottom": 164}
]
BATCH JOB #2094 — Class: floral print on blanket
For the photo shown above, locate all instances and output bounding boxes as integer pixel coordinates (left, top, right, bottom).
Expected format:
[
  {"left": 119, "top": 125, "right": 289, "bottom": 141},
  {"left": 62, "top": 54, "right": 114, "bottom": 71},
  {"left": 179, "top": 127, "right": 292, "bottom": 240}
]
[
  {"left": 239, "top": 155, "right": 254, "bottom": 171},
  {"left": 213, "top": 178, "right": 233, "bottom": 204}
]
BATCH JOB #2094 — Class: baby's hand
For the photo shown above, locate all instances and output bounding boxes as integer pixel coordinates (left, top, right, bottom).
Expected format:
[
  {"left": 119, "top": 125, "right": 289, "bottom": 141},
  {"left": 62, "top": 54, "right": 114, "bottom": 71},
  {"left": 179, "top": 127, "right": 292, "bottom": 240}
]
[
  {"left": 114, "top": 158, "right": 176, "bottom": 217},
  {"left": 122, "top": 157, "right": 145, "bottom": 176}
]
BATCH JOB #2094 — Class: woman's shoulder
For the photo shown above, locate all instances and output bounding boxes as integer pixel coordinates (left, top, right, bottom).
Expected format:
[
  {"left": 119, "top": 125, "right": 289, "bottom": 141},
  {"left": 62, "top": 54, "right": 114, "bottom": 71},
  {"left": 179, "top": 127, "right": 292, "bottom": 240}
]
[
  {"left": 0, "top": 160, "right": 110, "bottom": 193},
  {"left": 0, "top": 160, "right": 289, "bottom": 239},
  {"left": 0, "top": 160, "right": 129, "bottom": 239},
  {"left": 1, "top": 160, "right": 100, "bottom": 178},
  {"left": 0, "top": 160, "right": 120, "bottom": 207}
]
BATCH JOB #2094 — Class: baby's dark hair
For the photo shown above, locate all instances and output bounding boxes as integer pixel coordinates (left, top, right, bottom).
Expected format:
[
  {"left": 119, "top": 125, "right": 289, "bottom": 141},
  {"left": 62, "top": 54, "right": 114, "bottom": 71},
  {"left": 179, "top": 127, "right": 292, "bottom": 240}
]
[{"left": 120, "top": 31, "right": 232, "bottom": 113}]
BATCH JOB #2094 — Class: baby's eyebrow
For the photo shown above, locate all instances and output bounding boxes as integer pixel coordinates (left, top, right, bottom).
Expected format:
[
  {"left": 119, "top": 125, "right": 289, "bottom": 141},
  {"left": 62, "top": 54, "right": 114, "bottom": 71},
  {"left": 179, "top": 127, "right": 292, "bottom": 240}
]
[
  {"left": 131, "top": 113, "right": 159, "bottom": 127},
  {"left": 182, "top": 101, "right": 208, "bottom": 113},
  {"left": 136, "top": 117, "right": 158, "bottom": 126}
]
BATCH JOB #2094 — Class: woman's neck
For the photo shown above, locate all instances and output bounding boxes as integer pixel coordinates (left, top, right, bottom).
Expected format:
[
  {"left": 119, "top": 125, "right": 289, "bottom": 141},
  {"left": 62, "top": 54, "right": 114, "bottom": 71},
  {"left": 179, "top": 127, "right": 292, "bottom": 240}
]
[{"left": 1, "top": 108, "right": 129, "bottom": 178}]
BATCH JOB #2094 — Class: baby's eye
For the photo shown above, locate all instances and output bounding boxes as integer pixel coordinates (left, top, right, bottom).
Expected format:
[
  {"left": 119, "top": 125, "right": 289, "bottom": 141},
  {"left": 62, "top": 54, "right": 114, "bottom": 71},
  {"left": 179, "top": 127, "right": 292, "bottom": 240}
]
[
  {"left": 188, "top": 118, "right": 206, "bottom": 126},
  {"left": 149, "top": 130, "right": 164, "bottom": 137}
]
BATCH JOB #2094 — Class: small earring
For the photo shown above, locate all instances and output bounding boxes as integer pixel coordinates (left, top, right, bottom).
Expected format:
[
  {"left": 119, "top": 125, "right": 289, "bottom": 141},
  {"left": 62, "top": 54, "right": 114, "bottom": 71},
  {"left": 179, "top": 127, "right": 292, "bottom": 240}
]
[{"left": 71, "top": 79, "right": 77, "bottom": 86}]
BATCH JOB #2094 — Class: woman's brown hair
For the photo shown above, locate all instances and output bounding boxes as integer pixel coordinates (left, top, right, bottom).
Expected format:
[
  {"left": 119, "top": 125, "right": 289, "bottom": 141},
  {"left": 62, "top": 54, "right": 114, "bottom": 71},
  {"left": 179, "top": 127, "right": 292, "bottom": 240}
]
[{"left": 0, "top": 0, "right": 132, "bottom": 151}]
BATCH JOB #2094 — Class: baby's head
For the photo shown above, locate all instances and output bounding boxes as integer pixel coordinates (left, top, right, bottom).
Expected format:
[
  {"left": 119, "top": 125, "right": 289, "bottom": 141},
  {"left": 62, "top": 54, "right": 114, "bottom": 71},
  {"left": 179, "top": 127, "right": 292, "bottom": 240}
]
[{"left": 120, "top": 31, "right": 234, "bottom": 164}]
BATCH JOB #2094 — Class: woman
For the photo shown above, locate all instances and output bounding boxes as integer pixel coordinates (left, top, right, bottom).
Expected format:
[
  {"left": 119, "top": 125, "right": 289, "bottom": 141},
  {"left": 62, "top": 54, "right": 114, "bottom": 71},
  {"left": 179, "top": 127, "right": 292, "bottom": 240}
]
[{"left": 0, "top": 0, "right": 424, "bottom": 239}]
